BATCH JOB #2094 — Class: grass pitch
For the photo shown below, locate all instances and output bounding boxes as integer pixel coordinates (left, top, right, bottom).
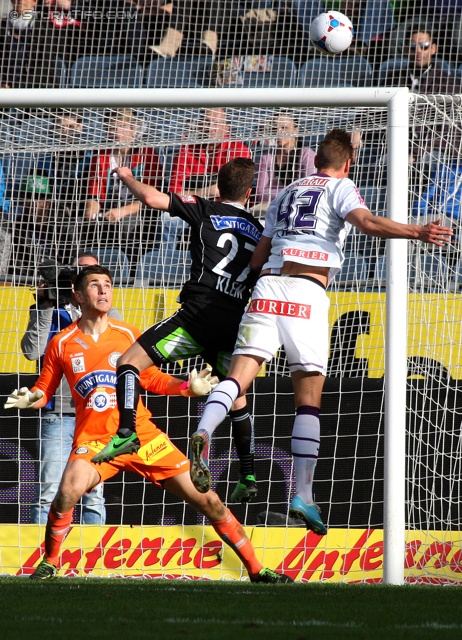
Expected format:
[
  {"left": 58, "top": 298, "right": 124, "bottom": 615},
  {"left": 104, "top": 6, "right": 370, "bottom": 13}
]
[{"left": 1, "top": 577, "right": 461, "bottom": 640}]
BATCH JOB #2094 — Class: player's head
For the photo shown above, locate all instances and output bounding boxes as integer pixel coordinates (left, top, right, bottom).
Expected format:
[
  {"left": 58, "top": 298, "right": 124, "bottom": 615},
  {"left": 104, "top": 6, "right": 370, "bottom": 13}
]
[
  {"left": 200, "top": 107, "right": 228, "bottom": 140},
  {"left": 73, "top": 265, "right": 113, "bottom": 297},
  {"left": 408, "top": 28, "right": 436, "bottom": 68},
  {"left": 73, "top": 251, "right": 99, "bottom": 267},
  {"left": 315, "top": 129, "right": 354, "bottom": 173},
  {"left": 271, "top": 110, "right": 299, "bottom": 150},
  {"left": 217, "top": 158, "right": 255, "bottom": 202}
]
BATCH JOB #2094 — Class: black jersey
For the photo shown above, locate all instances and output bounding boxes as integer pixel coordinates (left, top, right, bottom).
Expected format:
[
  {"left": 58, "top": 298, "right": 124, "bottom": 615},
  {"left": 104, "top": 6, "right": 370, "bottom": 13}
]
[{"left": 169, "top": 193, "right": 264, "bottom": 311}]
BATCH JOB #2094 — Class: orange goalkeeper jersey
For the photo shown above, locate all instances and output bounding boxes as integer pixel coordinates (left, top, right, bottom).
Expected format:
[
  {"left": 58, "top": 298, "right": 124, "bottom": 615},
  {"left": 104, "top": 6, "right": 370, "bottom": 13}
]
[{"left": 33, "top": 318, "right": 174, "bottom": 444}]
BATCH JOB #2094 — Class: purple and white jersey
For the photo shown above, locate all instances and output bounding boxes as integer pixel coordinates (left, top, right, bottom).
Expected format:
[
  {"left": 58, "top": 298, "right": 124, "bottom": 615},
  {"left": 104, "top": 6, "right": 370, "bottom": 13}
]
[{"left": 262, "top": 173, "right": 368, "bottom": 284}]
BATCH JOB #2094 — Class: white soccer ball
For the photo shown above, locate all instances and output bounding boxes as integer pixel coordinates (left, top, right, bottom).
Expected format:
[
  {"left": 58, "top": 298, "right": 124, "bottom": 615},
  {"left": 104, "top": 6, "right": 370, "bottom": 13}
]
[{"left": 310, "top": 10, "right": 354, "bottom": 55}]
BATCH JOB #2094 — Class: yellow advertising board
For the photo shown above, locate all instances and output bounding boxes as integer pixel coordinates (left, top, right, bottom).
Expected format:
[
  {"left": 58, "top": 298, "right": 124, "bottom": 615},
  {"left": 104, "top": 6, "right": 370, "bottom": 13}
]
[
  {"left": 2, "top": 287, "right": 462, "bottom": 379},
  {"left": 1, "top": 525, "right": 461, "bottom": 584}
]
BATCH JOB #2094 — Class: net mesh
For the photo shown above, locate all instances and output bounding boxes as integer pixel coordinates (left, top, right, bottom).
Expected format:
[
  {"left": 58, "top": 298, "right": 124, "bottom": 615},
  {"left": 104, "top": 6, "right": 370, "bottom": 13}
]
[{"left": 1, "top": 0, "right": 462, "bottom": 582}]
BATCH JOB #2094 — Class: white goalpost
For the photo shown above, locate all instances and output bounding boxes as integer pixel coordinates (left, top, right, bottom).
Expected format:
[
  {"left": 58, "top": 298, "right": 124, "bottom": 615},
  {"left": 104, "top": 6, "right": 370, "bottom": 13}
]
[{"left": 1, "top": 87, "right": 461, "bottom": 585}]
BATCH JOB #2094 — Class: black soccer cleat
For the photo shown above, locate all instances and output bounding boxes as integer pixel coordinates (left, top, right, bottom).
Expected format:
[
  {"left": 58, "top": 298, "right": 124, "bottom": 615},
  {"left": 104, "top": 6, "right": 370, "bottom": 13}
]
[
  {"left": 29, "top": 560, "right": 58, "bottom": 581},
  {"left": 251, "top": 568, "right": 294, "bottom": 584}
]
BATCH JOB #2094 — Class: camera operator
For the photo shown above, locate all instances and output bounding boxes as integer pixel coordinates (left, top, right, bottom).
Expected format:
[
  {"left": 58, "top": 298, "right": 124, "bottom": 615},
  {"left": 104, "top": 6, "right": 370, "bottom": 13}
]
[{"left": 21, "top": 251, "right": 122, "bottom": 524}]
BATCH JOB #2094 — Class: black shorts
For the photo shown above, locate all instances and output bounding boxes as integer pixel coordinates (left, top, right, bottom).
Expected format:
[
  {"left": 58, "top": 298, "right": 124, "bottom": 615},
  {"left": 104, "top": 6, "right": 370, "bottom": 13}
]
[{"left": 137, "top": 297, "right": 245, "bottom": 379}]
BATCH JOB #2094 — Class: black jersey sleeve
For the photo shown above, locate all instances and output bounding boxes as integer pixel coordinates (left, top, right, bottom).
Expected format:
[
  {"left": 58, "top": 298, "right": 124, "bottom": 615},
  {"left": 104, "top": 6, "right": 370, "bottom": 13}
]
[{"left": 169, "top": 192, "right": 209, "bottom": 225}]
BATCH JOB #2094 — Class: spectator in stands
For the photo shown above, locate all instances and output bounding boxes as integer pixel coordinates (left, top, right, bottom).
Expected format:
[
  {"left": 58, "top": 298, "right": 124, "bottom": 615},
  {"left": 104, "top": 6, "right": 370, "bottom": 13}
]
[
  {"left": 380, "top": 26, "right": 461, "bottom": 192},
  {"left": 36, "top": 0, "right": 86, "bottom": 65},
  {"left": 11, "top": 174, "right": 72, "bottom": 279},
  {"left": 84, "top": 0, "right": 147, "bottom": 61},
  {"left": 169, "top": 108, "right": 251, "bottom": 197},
  {"left": 38, "top": 110, "right": 92, "bottom": 217},
  {"left": 0, "top": 0, "right": 85, "bottom": 88},
  {"left": 21, "top": 251, "right": 122, "bottom": 525},
  {"left": 139, "top": 0, "right": 231, "bottom": 59},
  {"left": 84, "top": 108, "right": 163, "bottom": 259},
  {"left": 255, "top": 111, "right": 316, "bottom": 207},
  {"left": 379, "top": 25, "right": 459, "bottom": 93}
]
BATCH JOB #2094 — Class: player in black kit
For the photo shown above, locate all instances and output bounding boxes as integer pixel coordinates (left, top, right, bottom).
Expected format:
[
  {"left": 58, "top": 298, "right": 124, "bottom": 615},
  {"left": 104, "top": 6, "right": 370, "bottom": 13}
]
[{"left": 92, "top": 158, "right": 264, "bottom": 503}]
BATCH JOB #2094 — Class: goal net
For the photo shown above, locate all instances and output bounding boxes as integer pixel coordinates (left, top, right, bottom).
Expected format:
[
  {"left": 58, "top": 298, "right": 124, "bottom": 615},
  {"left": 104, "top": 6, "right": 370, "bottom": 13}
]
[{"left": 0, "top": 92, "right": 461, "bottom": 584}]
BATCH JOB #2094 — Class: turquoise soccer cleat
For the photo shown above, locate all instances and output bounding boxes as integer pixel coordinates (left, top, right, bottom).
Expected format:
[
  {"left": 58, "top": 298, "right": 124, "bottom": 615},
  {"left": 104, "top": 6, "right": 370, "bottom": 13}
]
[{"left": 288, "top": 495, "right": 327, "bottom": 535}]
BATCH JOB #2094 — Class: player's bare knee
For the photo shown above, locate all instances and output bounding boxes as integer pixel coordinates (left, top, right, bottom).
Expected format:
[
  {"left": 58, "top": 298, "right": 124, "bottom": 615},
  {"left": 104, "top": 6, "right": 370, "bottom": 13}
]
[
  {"left": 54, "top": 489, "right": 78, "bottom": 513},
  {"left": 199, "top": 491, "right": 227, "bottom": 521}
]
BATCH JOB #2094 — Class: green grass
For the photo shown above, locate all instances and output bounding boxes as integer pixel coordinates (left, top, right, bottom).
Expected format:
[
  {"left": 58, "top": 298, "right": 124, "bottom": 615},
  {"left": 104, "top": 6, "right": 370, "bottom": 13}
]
[{"left": 1, "top": 578, "right": 461, "bottom": 640}]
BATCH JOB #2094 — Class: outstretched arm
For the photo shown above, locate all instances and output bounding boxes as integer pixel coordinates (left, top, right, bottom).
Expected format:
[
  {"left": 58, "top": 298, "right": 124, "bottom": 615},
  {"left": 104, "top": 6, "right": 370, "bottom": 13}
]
[
  {"left": 346, "top": 208, "right": 453, "bottom": 246},
  {"left": 111, "top": 167, "right": 171, "bottom": 211},
  {"left": 142, "top": 365, "right": 219, "bottom": 397},
  {"left": 4, "top": 387, "right": 46, "bottom": 410}
]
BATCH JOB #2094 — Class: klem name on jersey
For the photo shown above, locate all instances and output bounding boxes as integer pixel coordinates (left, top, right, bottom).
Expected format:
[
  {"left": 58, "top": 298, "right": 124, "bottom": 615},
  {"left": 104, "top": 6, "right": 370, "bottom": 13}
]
[
  {"left": 216, "top": 276, "right": 247, "bottom": 299},
  {"left": 75, "top": 370, "right": 117, "bottom": 398},
  {"left": 210, "top": 216, "right": 262, "bottom": 243}
]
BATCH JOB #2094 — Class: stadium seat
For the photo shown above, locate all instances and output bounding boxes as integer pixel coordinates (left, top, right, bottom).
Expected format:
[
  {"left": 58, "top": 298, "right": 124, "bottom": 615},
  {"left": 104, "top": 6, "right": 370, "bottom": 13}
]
[
  {"left": 337, "top": 252, "right": 369, "bottom": 288},
  {"left": 354, "top": 1, "right": 395, "bottom": 47},
  {"left": 144, "top": 56, "right": 212, "bottom": 88},
  {"left": 291, "top": 0, "right": 326, "bottom": 38},
  {"left": 374, "top": 56, "right": 409, "bottom": 85},
  {"left": 68, "top": 56, "right": 143, "bottom": 88},
  {"left": 338, "top": 56, "right": 373, "bottom": 87},
  {"left": 410, "top": 251, "right": 450, "bottom": 292},
  {"left": 135, "top": 249, "right": 191, "bottom": 287},
  {"left": 241, "top": 56, "right": 297, "bottom": 88},
  {"left": 88, "top": 248, "right": 130, "bottom": 285},
  {"left": 359, "top": 186, "right": 387, "bottom": 213},
  {"left": 54, "top": 57, "right": 67, "bottom": 88},
  {"left": 343, "top": 226, "right": 373, "bottom": 257},
  {"left": 374, "top": 255, "right": 387, "bottom": 284},
  {"left": 297, "top": 57, "right": 353, "bottom": 88}
]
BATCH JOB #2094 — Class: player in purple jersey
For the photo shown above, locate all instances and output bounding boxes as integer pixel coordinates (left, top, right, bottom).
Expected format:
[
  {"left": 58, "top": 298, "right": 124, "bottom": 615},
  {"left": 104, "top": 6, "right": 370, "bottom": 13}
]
[
  {"left": 189, "top": 129, "right": 453, "bottom": 534},
  {"left": 92, "top": 159, "right": 264, "bottom": 504}
]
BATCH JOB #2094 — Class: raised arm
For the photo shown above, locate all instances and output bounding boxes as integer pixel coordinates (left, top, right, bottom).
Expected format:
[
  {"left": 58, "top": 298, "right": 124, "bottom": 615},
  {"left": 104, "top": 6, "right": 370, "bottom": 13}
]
[
  {"left": 111, "top": 167, "right": 171, "bottom": 211},
  {"left": 346, "top": 208, "right": 453, "bottom": 246}
]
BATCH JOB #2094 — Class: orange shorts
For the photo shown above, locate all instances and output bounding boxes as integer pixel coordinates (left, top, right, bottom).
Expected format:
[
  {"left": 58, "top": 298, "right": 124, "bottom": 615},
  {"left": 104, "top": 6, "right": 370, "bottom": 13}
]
[{"left": 69, "top": 431, "right": 190, "bottom": 488}]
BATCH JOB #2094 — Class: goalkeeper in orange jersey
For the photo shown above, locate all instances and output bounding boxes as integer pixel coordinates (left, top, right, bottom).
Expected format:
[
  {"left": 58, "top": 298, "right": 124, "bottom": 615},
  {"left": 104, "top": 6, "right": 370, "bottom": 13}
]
[{"left": 5, "top": 265, "right": 292, "bottom": 584}]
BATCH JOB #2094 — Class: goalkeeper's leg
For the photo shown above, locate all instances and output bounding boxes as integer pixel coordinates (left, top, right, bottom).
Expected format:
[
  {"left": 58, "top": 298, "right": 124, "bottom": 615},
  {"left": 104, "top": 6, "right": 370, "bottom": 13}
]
[
  {"left": 30, "top": 459, "right": 100, "bottom": 579},
  {"left": 164, "top": 472, "right": 293, "bottom": 583}
]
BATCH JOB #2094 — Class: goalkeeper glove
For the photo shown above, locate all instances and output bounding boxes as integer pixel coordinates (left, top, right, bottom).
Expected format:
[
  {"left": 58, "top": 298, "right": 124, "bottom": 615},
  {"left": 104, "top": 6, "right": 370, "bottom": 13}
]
[
  {"left": 4, "top": 387, "right": 44, "bottom": 410},
  {"left": 180, "top": 368, "right": 220, "bottom": 397}
]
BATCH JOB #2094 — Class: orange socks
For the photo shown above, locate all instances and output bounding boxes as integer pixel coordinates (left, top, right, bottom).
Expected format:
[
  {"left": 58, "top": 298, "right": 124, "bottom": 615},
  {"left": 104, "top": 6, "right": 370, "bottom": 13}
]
[
  {"left": 45, "top": 504, "right": 74, "bottom": 566},
  {"left": 211, "top": 509, "right": 263, "bottom": 578}
]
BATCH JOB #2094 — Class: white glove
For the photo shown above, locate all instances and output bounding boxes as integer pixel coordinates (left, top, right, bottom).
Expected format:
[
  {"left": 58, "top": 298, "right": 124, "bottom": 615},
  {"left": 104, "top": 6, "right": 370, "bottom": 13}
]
[
  {"left": 181, "top": 368, "right": 220, "bottom": 397},
  {"left": 4, "top": 387, "right": 44, "bottom": 410}
]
